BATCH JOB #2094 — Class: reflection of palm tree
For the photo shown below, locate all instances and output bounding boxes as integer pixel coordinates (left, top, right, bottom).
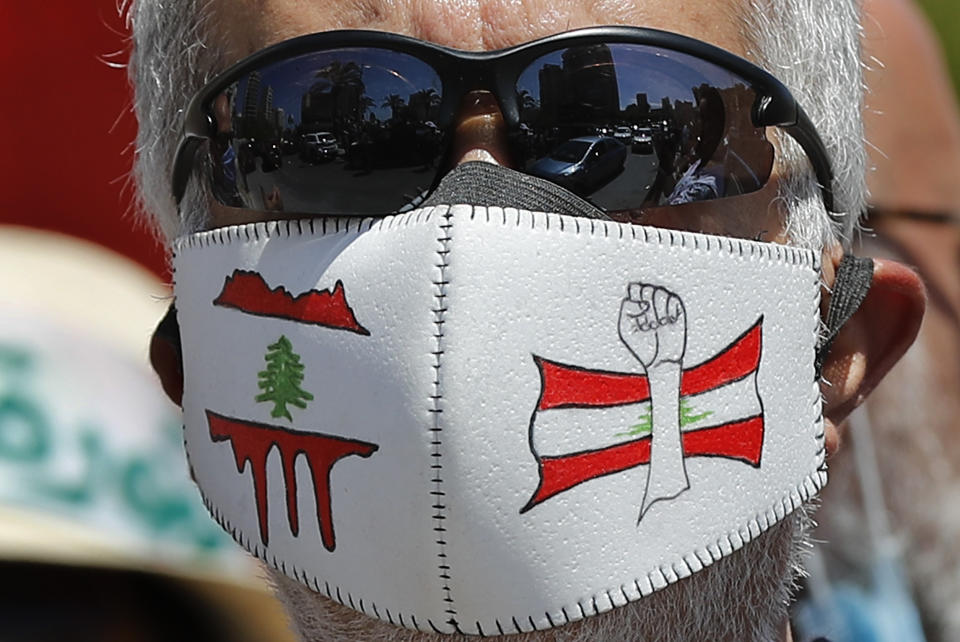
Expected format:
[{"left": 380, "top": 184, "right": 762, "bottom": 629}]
[
  {"left": 358, "top": 95, "right": 375, "bottom": 117},
  {"left": 382, "top": 94, "right": 407, "bottom": 121},
  {"left": 409, "top": 88, "right": 441, "bottom": 122},
  {"left": 314, "top": 60, "right": 365, "bottom": 121},
  {"left": 315, "top": 59, "right": 363, "bottom": 89},
  {"left": 411, "top": 88, "right": 441, "bottom": 107}
]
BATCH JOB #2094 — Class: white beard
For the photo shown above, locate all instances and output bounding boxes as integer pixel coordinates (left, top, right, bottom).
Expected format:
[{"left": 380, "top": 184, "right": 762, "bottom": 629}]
[{"left": 265, "top": 510, "right": 807, "bottom": 642}]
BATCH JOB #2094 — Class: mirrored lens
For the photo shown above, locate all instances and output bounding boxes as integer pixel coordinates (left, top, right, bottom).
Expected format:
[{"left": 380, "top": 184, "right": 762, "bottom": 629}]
[
  {"left": 207, "top": 48, "right": 445, "bottom": 215},
  {"left": 514, "top": 44, "right": 774, "bottom": 213}
]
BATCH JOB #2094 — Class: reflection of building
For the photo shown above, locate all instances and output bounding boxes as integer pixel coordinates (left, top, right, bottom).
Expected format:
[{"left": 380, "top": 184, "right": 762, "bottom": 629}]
[
  {"left": 647, "top": 96, "right": 675, "bottom": 125},
  {"left": 261, "top": 85, "right": 274, "bottom": 127},
  {"left": 536, "top": 45, "right": 619, "bottom": 128},
  {"left": 561, "top": 44, "right": 619, "bottom": 122},
  {"left": 673, "top": 100, "right": 696, "bottom": 127},
  {"left": 238, "top": 73, "right": 282, "bottom": 138},
  {"left": 538, "top": 64, "right": 563, "bottom": 125},
  {"left": 242, "top": 72, "right": 262, "bottom": 124},
  {"left": 301, "top": 84, "right": 332, "bottom": 128},
  {"left": 635, "top": 93, "right": 651, "bottom": 120},
  {"left": 301, "top": 81, "right": 363, "bottom": 130}
]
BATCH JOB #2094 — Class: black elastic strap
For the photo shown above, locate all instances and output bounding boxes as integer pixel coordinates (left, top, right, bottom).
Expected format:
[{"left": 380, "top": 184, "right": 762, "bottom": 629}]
[
  {"left": 155, "top": 303, "right": 183, "bottom": 367},
  {"left": 815, "top": 254, "right": 874, "bottom": 378}
]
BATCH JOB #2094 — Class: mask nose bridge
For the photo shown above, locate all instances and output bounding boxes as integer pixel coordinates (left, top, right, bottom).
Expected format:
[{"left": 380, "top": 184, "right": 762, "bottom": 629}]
[{"left": 422, "top": 162, "right": 607, "bottom": 220}]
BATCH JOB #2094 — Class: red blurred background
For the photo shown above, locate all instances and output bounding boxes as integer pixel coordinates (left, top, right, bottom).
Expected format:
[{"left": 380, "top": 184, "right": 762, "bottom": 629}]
[{"left": 0, "top": 2, "right": 168, "bottom": 279}]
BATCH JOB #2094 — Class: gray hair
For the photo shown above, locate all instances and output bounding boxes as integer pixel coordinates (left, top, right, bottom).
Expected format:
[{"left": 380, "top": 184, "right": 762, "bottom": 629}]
[
  {"left": 742, "top": 0, "right": 867, "bottom": 249},
  {"left": 124, "top": 2, "right": 864, "bottom": 640},
  {"left": 270, "top": 510, "right": 812, "bottom": 642},
  {"left": 124, "top": 0, "right": 222, "bottom": 240}
]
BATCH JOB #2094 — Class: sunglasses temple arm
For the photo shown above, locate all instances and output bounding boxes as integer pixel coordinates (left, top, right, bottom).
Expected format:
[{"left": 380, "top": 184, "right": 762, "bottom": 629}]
[
  {"left": 172, "top": 136, "right": 205, "bottom": 207},
  {"left": 782, "top": 107, "right": 838, "bottom": 213}
]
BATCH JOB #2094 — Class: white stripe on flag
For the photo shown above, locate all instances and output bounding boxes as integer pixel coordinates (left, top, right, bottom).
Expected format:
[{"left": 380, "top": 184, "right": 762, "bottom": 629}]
[{"left": 532, "top": 372, "right": 760, "bottom": 458}]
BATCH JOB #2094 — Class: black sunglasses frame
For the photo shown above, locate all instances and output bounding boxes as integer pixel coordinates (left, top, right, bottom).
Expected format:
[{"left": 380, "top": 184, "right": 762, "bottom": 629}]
[{"left": 172, "top": 26, "right": 837, "bottom": 212}]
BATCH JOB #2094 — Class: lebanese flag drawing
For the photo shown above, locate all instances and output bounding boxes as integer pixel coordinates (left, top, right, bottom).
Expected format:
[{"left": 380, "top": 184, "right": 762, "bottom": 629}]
[{"left": 522, "top": 317, "right": 765, "bottom": 514}]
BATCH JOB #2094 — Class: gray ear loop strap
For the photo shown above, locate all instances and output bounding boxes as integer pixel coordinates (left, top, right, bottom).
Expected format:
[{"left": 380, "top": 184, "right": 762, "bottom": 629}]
[{"left": 815, "top": 254, "right": 875, "bottom": 378}]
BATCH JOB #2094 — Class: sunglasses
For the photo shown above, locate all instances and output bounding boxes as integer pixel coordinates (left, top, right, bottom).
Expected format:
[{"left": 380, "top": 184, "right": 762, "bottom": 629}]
[{"left": 173, "top": 26, "right": 836, "bottom": 217}]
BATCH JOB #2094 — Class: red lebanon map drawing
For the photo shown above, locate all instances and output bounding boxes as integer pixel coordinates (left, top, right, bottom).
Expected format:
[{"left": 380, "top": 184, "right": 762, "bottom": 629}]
[
  {"left": 523, "top": 283, "right": 765, "bottom": 519},
  {"left": 213, "top": 269, "right": 370, "bottom": 335},
  {"left": 206, "top": 411, "right": 378, "bottom": 551}
]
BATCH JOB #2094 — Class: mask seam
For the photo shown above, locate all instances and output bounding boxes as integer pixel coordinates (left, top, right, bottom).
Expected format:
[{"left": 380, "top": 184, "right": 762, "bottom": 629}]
[
  {"left": 172, "top": 210, "right": 820, "bottom": 272},
  {"left": 174, "top": 207, "right": 826, "bottom": 636},
  {"left": 171, "top": 213, "right": 434, "bottom": 252},
  {"left": 461, "top": 206, "right": 818, "bottom": 268},
  {"left": 810, "top": 258, "right": 828, "bottom": 478},
  {"left": 430, "top": 204, "right": 458, "bottom": 632}
]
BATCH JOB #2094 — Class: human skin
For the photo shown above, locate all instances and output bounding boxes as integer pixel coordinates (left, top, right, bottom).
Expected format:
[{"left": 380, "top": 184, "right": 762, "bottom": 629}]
[{"left": 148, "top": 0, "right": 927, "bottom": 639}]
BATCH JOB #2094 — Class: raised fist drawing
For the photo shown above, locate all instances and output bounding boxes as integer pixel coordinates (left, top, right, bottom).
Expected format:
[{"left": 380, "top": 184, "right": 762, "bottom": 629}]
[
  {"left": 618, "top": 282, "right": 691, "bottom": 519},
  {"left": 618, "top": 283, "right": 687, "bottom": 370}
]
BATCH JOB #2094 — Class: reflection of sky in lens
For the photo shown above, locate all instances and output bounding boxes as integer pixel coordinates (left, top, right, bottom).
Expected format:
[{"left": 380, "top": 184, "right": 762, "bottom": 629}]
[
  {"left": 251, "top": 48, "right": 441, "bottom": 123},
  {"left": 517, "top": 44, "right": 742, "bottom": 110}
]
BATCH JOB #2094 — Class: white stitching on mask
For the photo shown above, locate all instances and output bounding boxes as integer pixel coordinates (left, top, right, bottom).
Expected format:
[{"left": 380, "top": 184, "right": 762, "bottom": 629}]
[
  {"left": 173, "top": 204, "right": 826, "bottom": 636},
  {"left": 430, "top": 205, "right": 459, "bottom": 632}
]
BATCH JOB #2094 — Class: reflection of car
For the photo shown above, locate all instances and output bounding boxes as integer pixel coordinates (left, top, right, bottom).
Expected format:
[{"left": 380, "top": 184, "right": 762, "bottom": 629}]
[
  {"left": 613, "top": 126, "right": 633, "bottom": 142},
  {"left": 529, "top": 136, "right": 627, "bottom": 194},
  {"left": 631, "top": 128, "right": 653, "bottom": 153},
  {"left": 300, "top": 132, "right": 338, "bottom": 163}
]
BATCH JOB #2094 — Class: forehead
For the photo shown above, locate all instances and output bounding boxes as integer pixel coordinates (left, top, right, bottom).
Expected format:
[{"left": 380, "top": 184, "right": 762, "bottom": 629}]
[{"left": 213, "top": 0, "right": 748, "bottom": 61}]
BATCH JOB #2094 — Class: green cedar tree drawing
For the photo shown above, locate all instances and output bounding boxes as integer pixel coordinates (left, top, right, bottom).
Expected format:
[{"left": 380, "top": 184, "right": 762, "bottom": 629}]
[
  {"left": 255, "top": 335, "right": 314, "bottom": 421},
  {"left": 616, "top": 398, "right": 713, "bottom": 437}
]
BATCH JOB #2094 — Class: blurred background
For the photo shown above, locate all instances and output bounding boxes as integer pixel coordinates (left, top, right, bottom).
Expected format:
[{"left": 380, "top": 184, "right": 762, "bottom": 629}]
[
  {"left": 916, "top": 1, "right": 960, "bottom": 93},
  {"left": 0, "top": 1, "right": 958, "bottom": 641},
  {"left": 0, "top": 3, "right": 295, "bottom": 641}
]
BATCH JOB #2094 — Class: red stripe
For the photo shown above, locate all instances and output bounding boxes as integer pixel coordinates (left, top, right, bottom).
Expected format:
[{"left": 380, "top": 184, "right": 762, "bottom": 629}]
[
  {"left": 523, "top": 416, "right": 764, "bottom": 510},
  {"left": 680, "top": 320, "right": 763, "bottom": 398},
  {"left": 536, "top": 319, "right": 762, "bottom": 410},
  {"left": 536, "top": 360, "right": 650, "bottom": 411}
]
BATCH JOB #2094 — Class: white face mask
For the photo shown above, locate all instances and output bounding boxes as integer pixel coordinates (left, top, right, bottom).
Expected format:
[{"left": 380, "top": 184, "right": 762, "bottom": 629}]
[{"left": 173, "top": 181, "right": 827, "bottom": 635}]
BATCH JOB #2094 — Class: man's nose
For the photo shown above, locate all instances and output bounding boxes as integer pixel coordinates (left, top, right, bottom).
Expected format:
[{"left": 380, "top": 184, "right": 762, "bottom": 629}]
[{"left": 450, "top": 90, "right": 512, "bottom": 167}]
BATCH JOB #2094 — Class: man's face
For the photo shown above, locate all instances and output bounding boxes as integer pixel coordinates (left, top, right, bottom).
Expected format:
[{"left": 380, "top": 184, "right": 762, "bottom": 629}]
[
  {"left": 184, "top": 1, "right": 800, "bottom": 639},
  {"left": 151, "top": 1, "right": 924, "bottom": 640}
]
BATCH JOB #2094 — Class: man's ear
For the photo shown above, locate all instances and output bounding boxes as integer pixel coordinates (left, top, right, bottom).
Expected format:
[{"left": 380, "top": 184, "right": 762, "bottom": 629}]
[
  {"left": 821, "top": 256, "right": 925, "bottom": 453},
  {"left": 150, "top": 304, "right": 184, "bottom": 407}
]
